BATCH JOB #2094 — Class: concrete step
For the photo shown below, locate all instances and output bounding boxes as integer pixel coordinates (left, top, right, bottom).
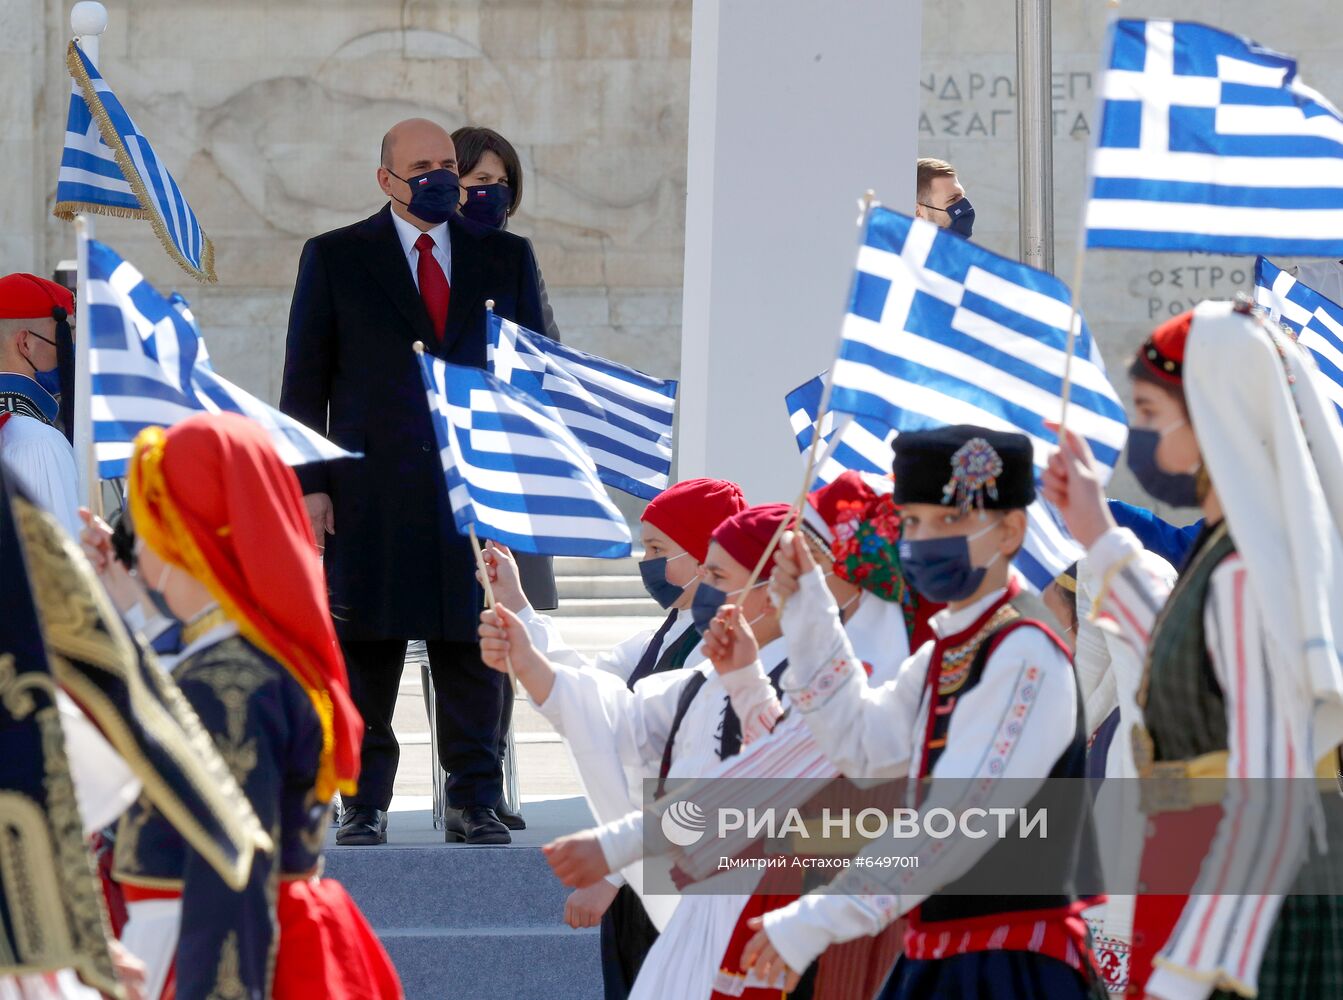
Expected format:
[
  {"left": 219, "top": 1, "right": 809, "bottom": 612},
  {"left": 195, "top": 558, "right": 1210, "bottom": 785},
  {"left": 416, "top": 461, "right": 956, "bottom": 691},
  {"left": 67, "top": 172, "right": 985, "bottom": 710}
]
[
  {"left": 547, "top": 596, "right": 662, "bottom": 618},
  {"left": 379, "top": 928, "right": 599, "bottom": 1000},
  {"left": 554, "top": 554, "right": 643, "bottom": 576},
  {"left": 555, "top": 574, "right": 649, "bottom": 600},
  {"left": 326, "top": 838, "right": 600, "bottom": 1000}
]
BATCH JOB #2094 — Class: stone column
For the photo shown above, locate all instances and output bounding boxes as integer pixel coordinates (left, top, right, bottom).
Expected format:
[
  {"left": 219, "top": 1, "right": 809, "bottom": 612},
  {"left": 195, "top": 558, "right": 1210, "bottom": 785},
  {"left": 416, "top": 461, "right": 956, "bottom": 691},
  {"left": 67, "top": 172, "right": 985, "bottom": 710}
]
[{"left": 677, "top": 0, "right": 922, "bottom": 502}]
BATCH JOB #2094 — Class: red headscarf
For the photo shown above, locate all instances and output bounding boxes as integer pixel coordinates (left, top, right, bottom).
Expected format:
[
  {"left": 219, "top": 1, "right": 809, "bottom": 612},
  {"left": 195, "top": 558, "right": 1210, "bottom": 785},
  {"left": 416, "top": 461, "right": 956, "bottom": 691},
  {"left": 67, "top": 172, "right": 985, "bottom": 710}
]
[{"left": 128, "top": 413, "right": 361, "bottom": 801}]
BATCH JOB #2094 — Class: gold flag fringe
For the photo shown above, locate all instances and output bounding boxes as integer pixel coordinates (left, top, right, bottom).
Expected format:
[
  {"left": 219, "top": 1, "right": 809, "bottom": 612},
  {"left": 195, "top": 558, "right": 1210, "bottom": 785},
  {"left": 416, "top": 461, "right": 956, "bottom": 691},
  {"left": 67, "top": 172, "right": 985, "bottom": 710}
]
[{"left": 54, "top": 41, "right": 217, "bottom": 284}]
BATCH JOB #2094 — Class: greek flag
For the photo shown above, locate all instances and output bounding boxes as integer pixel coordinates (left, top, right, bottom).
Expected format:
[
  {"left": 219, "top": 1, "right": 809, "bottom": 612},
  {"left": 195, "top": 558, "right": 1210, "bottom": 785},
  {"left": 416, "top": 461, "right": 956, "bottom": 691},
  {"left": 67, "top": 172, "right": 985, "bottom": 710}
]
[
  {"left": 54, "top": 41, "right": 214, "bottom": 282},
  {"left": 86, "top": 239, "right": 351, "bottom": 478},
  {"left": 417, "top": 352, "right": 633, "bottom": 558},
  {"left": 785, "top": 374, "right": 894, "bottom": 490},
  {"left": 825, "top": 207, "right": 1129, "bottom": 590},
  {"left": 1254, "top": 257, "right": 1343, "bottom": 417},
  {"left": 487, "top": 314, "right": 677, "bottom": 500},
  {"left": 1086, "top": 19, "right": 1343, "bottom": 257}
]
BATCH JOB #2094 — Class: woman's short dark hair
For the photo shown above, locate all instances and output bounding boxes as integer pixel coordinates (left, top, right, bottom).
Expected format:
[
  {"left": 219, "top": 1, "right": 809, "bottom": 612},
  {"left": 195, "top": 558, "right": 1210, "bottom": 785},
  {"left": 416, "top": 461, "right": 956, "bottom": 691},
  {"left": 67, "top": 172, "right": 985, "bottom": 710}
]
[{"left": 451, "top": 126, "right": 523, "bottom": 217}]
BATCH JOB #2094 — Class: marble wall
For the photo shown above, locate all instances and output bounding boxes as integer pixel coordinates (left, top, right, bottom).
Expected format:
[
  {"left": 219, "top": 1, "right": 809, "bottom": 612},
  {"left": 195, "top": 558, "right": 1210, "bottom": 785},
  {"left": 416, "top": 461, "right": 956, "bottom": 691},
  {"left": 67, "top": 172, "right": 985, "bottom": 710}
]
[
  {"left": 3, "top": 0, "right": 1341, "bottom": 507},
  {"left": 4, "top": 0, "right": 691, "bottom": 404}
]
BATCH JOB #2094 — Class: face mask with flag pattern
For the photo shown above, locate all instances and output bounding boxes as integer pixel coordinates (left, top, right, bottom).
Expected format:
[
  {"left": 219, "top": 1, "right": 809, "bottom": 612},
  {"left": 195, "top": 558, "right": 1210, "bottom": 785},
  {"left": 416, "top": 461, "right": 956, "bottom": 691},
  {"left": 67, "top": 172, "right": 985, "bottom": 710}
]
[{"left": 389, "top": 168, "right": 461, "bottom": 224}]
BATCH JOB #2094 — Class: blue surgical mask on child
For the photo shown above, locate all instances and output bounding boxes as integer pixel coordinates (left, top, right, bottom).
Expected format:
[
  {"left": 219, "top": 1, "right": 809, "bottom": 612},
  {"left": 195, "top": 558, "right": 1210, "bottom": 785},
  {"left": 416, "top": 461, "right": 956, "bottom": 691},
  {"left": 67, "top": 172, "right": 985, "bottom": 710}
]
[
  {"left": 691, "top": 579, "right": 769, "bottom": 635},
  {"left": 1125, "top": 421, "right": 1202, "bottom": 508},
  {"left": 639, "top": 551, "right": 692, "bottom": 609},
  {"left": 898, "top": 518, "right": 1002, "bottom": 603}
]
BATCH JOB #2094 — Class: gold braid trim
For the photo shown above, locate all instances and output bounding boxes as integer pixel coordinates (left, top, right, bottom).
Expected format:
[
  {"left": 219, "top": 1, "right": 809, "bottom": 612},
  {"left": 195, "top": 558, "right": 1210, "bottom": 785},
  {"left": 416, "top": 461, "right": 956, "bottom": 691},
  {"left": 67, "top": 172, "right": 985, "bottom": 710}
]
[
  {"left": 14, "top": 495, "right": 268, "bottom": 891},
  {"left": 129, "top": 428, "right": 349, "bottom": 801},
  {"left": 54, "top": 40, "right": 217, "bottom": 283}
]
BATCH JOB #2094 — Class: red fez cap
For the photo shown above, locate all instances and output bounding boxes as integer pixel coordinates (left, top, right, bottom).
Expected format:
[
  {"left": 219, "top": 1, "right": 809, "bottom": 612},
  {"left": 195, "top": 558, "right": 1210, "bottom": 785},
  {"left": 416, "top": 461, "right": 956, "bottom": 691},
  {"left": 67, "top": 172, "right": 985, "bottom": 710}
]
[
  {"left": 802, "top": 470, "right": 880, "bottom": 547},
  {"left": 642, "top": 477, "right": 747, "bottom": 563},
  {"left": 1137, "top": 310, "right": 1192, "bottom": 386},
  {"left": 0, "top": 273, "right": 74, "bottom": 320},
  {"left": 710, "top": 502, "right": 795, "bottom": 579}
]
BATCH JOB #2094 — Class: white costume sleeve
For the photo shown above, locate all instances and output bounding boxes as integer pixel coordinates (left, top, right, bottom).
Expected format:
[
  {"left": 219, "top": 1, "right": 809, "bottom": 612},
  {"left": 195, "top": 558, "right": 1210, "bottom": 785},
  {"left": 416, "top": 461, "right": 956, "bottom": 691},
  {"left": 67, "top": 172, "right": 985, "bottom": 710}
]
[
  {"left": 56, "top": 691, "right": 141, "bottom": 835},
  {"left": 763, "top": 627, "right": 1077, "bottom": 975},
  {"left": 780, "top": 568, "right": 926, "bottom": 782},
  {"left": 518, "top": 605, "right": 659, "bottom": 681},
  {"left": 535, "top": 661, "right": 698, "bottom": 788},
  {"left": 1, "top": 419, "right": 81, "bottom": 539},
  {"left": 719, "top": 660, "right": 784, "bottom": 744},
  {"left": 1144, "top": 554, "right": 1309, "bottom": 1000}
]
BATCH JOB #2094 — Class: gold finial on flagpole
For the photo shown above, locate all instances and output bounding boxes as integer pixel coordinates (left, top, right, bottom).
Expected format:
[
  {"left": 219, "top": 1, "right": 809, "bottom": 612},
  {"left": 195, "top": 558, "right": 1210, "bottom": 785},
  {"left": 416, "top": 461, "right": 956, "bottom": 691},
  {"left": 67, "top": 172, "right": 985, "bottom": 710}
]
[
  {"left": 485, "top": 299, "right": 496, "bottom": 312},
  {"left": 413, "top": 340, "right": 425, "bottom": 355}
]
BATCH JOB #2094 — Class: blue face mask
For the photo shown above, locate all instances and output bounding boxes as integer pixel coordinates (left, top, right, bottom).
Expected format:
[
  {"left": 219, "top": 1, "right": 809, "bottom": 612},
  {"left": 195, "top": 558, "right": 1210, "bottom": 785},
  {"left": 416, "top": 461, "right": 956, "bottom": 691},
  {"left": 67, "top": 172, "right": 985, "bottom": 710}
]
[
  {"left": 389, "top": 167, "right": 461, "bottom": 224},
  {"left": 20, "top": 329, "right": 60, "bottom": 398},
  {"left": 691, "top": 580, "right": 767, "bottom": 635},
  {"left": 922, "top": 197, "right": 975, "bottom": 238},
  {"left": 460, "top": 183, "right": 512, "bottom": 230},
  {"left": 946, "top": 198, "right": 975, "bottom": 238},
  {"left": 1125, "top": 424, "right": 1201, "bottom": 508},
  {"left": 639, "top": 552, "right": 691, "bottom": 610},
  {"left": 898, "top": 519, "right": 1001, "bottom": 603}
]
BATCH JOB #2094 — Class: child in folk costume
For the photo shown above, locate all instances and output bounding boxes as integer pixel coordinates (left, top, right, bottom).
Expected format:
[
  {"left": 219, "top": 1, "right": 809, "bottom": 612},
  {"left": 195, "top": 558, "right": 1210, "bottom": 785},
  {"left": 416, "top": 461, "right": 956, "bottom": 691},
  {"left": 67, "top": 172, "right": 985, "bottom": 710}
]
[
  {"left": 483, "top": 476, "right": 747, "bottom": 1000},
  {"left": 740, "top": 425, "right": 1104, "bottom": 999},
  {"left": 1045, "top": 302, "right": 1343, "bottom": 1000},
  {"left": 110, "top": 413, "right": 401, "bottom": 1000},
  {"left": 654, "top": 472, "right": 939, "bottom": 998},
  {"left": 480, "top": 504, "right": 801, "bottom": 1000}
]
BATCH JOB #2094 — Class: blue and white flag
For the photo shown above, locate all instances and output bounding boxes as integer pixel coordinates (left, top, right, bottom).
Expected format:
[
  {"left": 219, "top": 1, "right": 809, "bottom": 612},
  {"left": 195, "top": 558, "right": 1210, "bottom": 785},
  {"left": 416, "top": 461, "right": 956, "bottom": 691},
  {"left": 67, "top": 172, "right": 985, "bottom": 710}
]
[
  {"left": 55, "top": 42, "right": 214, "bottom": 282},
  {"left": 487, "top": 314, "right": 677, "bottom": 500},
  {"left": 1254, "top": 257, "right": 1343, "bottom": 417},
  {"left": 417, "top": 352, "right": 632, "bottom": 558},
  {"left": 785, "top": 373, "right": 895, "bottom": 491},
  {"left": 1086, "top": 19, "right": 1343, "bottom": 257},
  {"left": 825, "top": 207, "right": 1129, "bottom": 590},
  {"left": 86, "top": 239, "right": 351, "bottom": 478}
]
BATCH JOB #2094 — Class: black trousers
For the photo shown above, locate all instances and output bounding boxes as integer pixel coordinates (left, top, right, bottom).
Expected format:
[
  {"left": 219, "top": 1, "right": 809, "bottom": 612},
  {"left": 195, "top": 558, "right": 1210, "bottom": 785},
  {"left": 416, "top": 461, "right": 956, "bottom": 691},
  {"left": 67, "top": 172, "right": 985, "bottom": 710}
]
[{"left": 342, "top": 638, "right": 510, "bottom": 811}]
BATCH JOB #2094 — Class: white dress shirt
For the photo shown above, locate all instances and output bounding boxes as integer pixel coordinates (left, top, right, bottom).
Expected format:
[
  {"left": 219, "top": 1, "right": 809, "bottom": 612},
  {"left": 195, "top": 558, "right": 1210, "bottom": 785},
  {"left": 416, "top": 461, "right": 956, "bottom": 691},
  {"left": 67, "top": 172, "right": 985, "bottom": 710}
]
[
  {"left": 0, "top": 413, "right": 80, "bottom": 538},
  {"left": 390, "top": 209, "right": 452, "bottom": 289}
]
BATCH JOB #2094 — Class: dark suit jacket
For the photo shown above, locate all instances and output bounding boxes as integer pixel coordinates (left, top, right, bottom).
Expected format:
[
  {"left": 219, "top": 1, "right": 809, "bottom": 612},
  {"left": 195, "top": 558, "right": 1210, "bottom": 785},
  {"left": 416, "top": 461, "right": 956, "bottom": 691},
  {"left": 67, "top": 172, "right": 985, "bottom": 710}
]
[{"left": 280, "top": 205, "right": 557, "bottom": 642}]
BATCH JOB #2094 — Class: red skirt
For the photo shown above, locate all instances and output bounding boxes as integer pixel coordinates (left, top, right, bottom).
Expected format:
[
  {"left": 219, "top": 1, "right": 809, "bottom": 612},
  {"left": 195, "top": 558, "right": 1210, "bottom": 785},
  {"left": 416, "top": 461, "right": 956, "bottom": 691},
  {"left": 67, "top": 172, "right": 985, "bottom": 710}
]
[
  {"left": 273, "top": 878, "right": 403, "bottom": 1000},
  {"left": 1126, "top": 803, "right": 1222, "bottom": 997},
  {"left": 121, "top": 878, "right": 402, "bottom": 1000}
]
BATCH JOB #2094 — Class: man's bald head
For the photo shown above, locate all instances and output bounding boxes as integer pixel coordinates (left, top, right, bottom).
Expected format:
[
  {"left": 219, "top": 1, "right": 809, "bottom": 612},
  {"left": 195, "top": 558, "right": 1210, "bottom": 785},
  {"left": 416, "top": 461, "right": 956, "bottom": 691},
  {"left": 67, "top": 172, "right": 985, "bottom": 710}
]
[
  {"left": 380, "top": 118, "right": 456, "bottom": 173},
  {"left": 377, "top": 118, "right": 460, "bottom": 230}
]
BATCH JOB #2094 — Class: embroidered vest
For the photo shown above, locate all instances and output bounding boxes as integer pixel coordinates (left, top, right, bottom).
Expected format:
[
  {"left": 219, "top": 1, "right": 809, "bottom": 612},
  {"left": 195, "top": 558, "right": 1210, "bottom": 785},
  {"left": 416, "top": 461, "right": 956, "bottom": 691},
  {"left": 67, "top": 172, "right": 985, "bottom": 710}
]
[
  {"left": 915, "top": 589, "right": 1095, "bottom": 926},
  {"left": 1136, "top": 523, "right": 1236, "bottom": 765}
]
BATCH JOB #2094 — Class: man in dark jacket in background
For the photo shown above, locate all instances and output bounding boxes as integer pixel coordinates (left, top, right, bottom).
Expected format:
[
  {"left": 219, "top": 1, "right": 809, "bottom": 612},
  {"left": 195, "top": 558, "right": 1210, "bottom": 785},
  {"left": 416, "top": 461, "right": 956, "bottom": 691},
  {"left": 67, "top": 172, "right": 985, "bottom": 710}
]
[{"left": 280, "top": 117, "right": 554, "bottom": 846}]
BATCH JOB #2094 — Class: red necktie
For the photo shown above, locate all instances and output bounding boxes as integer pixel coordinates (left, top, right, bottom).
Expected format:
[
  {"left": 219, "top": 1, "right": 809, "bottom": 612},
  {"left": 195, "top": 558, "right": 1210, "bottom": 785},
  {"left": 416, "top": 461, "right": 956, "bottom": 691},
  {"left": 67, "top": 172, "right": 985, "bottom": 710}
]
[{"left": 415, "top": 232, "right": 450, "bottom": 343}]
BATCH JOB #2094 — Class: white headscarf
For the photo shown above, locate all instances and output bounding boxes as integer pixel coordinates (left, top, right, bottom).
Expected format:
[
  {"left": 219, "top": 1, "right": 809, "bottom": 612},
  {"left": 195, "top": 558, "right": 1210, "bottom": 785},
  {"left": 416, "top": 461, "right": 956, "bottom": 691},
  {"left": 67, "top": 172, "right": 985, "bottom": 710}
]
[{"left": 1185, "top": 300, "right": 1343, "bottom": 762}]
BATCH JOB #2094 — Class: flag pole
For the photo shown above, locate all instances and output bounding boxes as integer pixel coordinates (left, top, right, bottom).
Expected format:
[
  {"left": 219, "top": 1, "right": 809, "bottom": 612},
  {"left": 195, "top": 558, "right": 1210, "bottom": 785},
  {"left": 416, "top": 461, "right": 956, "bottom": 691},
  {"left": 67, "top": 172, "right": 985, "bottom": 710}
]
[
  {"left": 737, "top": 190, "right": 878, "bottom": 600},
  {"left": 73, "top": 216, "right": 100, "bottom": 519},
  {"left": 1058, "top": 0, "right": 1121, "bottom": 436},
  {"left": 70, "top": 2, "right": 108, "bottom": 513}
]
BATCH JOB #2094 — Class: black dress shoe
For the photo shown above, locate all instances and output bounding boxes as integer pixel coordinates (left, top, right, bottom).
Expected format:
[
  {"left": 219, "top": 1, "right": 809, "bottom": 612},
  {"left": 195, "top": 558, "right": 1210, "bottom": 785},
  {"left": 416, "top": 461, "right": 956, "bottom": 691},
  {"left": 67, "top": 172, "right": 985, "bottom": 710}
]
[
  {"left": 444, "top": 806, "right": 511, "bottom": 845},
  {"left": 336, "top": 806, "right": 388, "bottom": 846},
  {"left": 494, "top": 800, "right": 527, "bottom": 831}
]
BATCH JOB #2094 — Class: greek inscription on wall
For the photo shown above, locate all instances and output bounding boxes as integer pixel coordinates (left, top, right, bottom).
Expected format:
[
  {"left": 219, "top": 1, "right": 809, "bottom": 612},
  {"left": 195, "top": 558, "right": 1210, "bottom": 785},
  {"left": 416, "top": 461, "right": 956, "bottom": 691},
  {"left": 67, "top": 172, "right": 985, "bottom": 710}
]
[
  {"left": 1133, "top": 257, "right": 1251, "bottom": 319},
  {"left": 918, "top": 70, "right": 1093, "bottom": 139}
]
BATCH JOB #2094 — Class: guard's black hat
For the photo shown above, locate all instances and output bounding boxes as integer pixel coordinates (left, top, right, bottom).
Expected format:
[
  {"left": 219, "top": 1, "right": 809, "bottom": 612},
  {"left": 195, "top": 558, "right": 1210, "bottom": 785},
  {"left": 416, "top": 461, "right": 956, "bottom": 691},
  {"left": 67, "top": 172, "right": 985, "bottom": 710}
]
[{"left": 892, "top": 425, "right": 1036, "bottom": 512}]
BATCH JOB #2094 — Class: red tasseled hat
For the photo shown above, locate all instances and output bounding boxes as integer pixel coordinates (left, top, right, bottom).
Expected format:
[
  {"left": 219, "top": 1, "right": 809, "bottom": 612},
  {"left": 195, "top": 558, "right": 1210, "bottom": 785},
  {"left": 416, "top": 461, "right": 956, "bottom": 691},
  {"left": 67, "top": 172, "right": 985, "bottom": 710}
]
[
  {"left": 710, "top": 502, "right": 795, "bottom": 578},
  {"left": 642, "top": 477, "right": 747, "bottom": 563},
  {"left": 0, "top": 273, "right": 74, "bottom": 320},
  {"left": 1137, "top": 310, "right": 1193, "bottom": 386}
]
